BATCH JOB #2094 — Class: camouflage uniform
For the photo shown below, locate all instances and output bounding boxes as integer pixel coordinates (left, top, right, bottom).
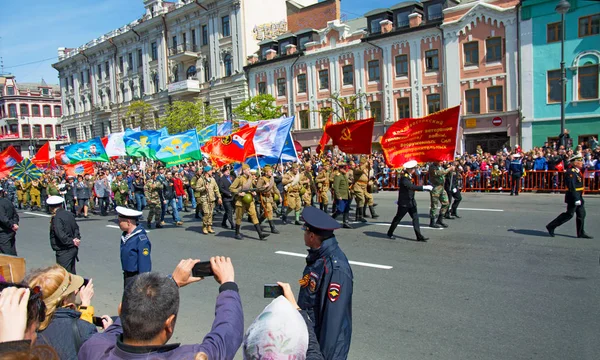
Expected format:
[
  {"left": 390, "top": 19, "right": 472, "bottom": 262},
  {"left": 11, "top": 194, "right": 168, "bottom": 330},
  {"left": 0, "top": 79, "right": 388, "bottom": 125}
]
[
  {"left": 29, "top": 179, "right": 43, "bottom": 210},
  {"left": 428, "top": 164, "right": 451, "bottom": 228},
  {"left": 282, "top": 164, "right": 306, "bottom": 225},
  {"left": 111, "top": 178, "right": 130, "bottom": 206},
  {"left": 315, "top": 165, "right": 331, "bottom": 212},
  {"left": 191, "top": 173, "right": 204, "bottom": 219},
  {"left": 197, "top": 175, "right": 221, "bottom": 234},
  {"left": 229, "top": 164, "right": 269, "bottom": 240},
  {"left": 144, "top": 178, "right": 163, "bottom": 228},
  {"left": 256, "top": 165, "right": 280, "bottom": 234}
]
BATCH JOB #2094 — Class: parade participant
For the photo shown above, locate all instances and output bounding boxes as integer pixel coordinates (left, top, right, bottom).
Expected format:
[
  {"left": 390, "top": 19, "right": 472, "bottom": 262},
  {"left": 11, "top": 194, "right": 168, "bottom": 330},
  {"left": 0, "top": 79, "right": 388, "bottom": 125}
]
[
  {"left": 229, "top": 164, "right": 269, "bottom": 240},
  {"left": 48, "top": 196, "right": 81, "bottom": 274},
  {"left": 63, "top": 177, "right": 77, "bottom": 215},
  {"left": 282, "top": 163, "right": 305, "bottom": 225},
  {"left": 41, "top": 175, "right": 50, "bottom": 214},
  {"left": 297, "top": 206, "right": 353, "bottom": 360},
  {"left": 94, "top": 172, "right": 111, "bottom": 216},
  {"left": 75, "top": 174, "right": 91, "bottom": 218},
  {"left": 546, "top": 155, "right": 593, "bottom": 239},
  {"left": 428, "top": 161, "right": 454, "bottom": 228},
  {"left": 191, "top": 168, "right": 204, "bottom": 220},
  {"left": 132, "top": 171, "right": 146, "bottom": 213},
  {"left": 15, "top": 178, "right": 28, "bottom": 209},
  {"left": 85, "top": 173, "right": 96, "bottom": 213},
  {"left": 116, "top": 206, "right": 152, "bottom": 289},
  {"left": 332, "top": 162, "right": 352, "bottom": 229},
  {"left": 198, "top": 166, "right": 222, "bottom": 234},
  {"left": 329, "top": 164, "right": 338, "bottom": 215},
  {"left": 351, "top": 157, "right": 370, "bottom": 222},
  {"left": 144, "top": 171, "right": 163, "bottom": 229},
  {"left": 173, "top": 171, "right": 186, "bottom": 212},
  {"left": 0, "top": 186, "right": 19, "bottom": 255},
  {"left": 256, "top": 165, "right": 281, "bottom": 234},
  {"left": 386, "top": 160, "right": 433, "bottom": 241},
  {"left": 217, "top": 166, "right": 235, "bottom": 229},
  {"left": 4, "top": 177, "right": 17, "bottom": 208},
  {"left": 111, "top": 172, "right": 129, "bottom": 207},
  {"left": 508, "top": 153, "right": 524, "bottom": 196},
  {"left": 163, "top": 171, "right": 183, "bottom": 226},
  {"left": 315, "top": 162, "right": 331, "bottom": 213},
  {"left": 446, "top": 165, "right": 463, "bottom": 219},
  {"left": 29, "top": 178, "right": 43, "bottom": 211},
  {"left": 303, "top": 162, "right": 315, "bottom": 207}
]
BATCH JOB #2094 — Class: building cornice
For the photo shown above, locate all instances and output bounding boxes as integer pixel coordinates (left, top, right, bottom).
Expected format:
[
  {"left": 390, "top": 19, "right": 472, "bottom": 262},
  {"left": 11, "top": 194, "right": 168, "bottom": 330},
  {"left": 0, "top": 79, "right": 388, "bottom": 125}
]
[{"left": 441, "top": 2, "right": 516, "bottom": 39}]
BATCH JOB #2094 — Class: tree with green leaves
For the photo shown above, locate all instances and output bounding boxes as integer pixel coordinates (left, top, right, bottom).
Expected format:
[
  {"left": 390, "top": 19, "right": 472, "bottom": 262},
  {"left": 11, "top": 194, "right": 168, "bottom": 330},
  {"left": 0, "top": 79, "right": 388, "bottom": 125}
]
[
  {"left": 160, "top": 99, "right": 219, "bottom": 134},
  {"left": 125, "top": 100, "right": 155, "bottom": 129},
  {"left": 315, "top": 92, "right": 368, "bottom": 122},
  {"left": 233, "top": 94, "right": 283, "bottom": 123}
]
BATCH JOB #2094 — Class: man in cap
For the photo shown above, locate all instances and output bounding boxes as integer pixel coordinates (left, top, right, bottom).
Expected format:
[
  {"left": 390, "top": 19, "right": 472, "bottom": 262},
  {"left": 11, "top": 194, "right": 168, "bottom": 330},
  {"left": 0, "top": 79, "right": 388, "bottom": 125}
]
[
  {"left": 508, "top": 153, "right": 524, "bottom": 196},
  {"left": 191, "top": 167, "right": 205, "bottom": 220},
  {"left": 428, "top": 161, "right": 454, "bottom": 228},
  {"left": 546, "top": 154, "right": 593, "bottom": 239},
  {"left": 256, "top": 165, "right": 280, "bottom": 234},
  {"left": 111, "top": 172, "right": 129, "bottom": 207},
  {"left": 387, "top": 160, "right": 433, "bottom": 241},
  {"left": 332, "top": 161, "right": 352, "bottom": 228},
  {"left": 282, "top": 163, "right": 305, "bottom": 225},
  {"left": 217, "top": 166, "right": 235, "bottom": 229},
  {"left": 117, "top": 206, "right": 152, "bottom": 289},
  {"left": 297, "top": 206, "right": 353, "bottom": 360},
  {"left": 144, "top": 171, "right": 164, "bottom": 229},
  {"left": 198, "top": 165, "right": 222, "bottom": 234},
  {"left": 229, "top": 164, "right": 269, "bottom": 240},
  {"left": 48, "top": 195, "right": 81, "bottom": 274},
  {"left": 315, "top": 161, "right": 331, "bottom": 213},
  {"left": 0, "top": 186, "right": 19, "bottom": 255}
]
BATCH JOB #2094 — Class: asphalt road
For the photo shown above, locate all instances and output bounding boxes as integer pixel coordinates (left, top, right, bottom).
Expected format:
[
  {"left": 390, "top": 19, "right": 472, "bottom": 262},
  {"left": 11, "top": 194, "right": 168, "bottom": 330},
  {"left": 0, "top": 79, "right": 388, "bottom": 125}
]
[{"left": 13, "top": 191, "right": 600, "bottom": 360}]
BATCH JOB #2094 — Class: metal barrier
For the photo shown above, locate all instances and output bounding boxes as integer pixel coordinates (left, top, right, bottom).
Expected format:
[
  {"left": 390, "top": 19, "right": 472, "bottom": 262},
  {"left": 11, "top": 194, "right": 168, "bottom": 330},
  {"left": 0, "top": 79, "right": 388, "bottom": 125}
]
[{"left": 382, "top": 170, "right": 600, "bottom": 194}]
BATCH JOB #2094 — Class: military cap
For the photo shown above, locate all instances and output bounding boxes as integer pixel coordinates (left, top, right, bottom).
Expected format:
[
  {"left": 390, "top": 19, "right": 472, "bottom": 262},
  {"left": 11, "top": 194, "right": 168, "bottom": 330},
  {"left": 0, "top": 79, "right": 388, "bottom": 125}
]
[
  {"left": 569, "top": 154, "right": 583, "bottom": 162},
  {"left": 291, "top": 163, "right": 299, "bottom": 169},
  {"left": 302, "top": 206, "right": 340, "bottom": 237},
  {"left": 204, "top": 165, "right": 212, "bottom": 172},
  {"left": 304, "top": 162, "right": 311, "bottom": 168},
  {"left": 242, "top": 164, "right": 250, "bottom": 170},
  {"left": 263, "top": 165, "right": 272, "bottom": 172},
  {"left": 116, "top": 206, "right": 143, "bottom": 219},
  {"left": 47, "top": 196, "right": 64, "bottom": 206},
  {"left": 337, "top": 161, "right": 347, "bottom": 167},
  {"left": 403, "top": 160, "right": 418, "bottom": 169}
]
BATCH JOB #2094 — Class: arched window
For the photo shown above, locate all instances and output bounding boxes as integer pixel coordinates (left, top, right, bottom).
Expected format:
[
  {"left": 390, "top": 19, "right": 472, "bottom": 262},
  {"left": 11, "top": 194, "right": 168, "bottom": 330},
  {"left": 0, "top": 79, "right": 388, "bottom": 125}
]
[
  {"left": 187, "top": 65, "right": 197, "bottom": 79},
  {"left": 54, "top": 106, "right": 62, "bottom": 117},
  {"left": 31, "top": 105, "right": 40, "bottom": 116},
  {"left": 153, "top": 73, "right": 160, "bottom": 93},
  {"left": 20, "top": 104, "right": 29, "bottom": 116},
  {"left": 8, "top": 104, "right": 17, "bottom": 118},
  {"left": 43, "top": 105, "right": 51, "bottom": 117},
  {"left": 224, "top": 54, "right": 232, "bottom": 77}
]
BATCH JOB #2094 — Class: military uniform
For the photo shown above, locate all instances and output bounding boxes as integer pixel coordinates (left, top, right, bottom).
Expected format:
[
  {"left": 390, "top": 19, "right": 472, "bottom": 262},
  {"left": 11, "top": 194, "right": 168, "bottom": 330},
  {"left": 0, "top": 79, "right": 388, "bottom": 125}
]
[
  {"left": 282, "top": 164, "right": 306, "bottom": 225},
  {"left": 121, "top": 224, "right": 151, "bottom": 289},
  {"left": 112, "top": 178, "right": 130, "bottom": 206},
  {"left": 15, "top": 180, "right": 28, "bottom": 209},
  {"left": 229, "top": 164, "right": 269, "bottom": 240},
  {"left": 191, "top": 173, "right": 204, "bottom": 219},
  {"left": 29, "top": 179, "right": 43, "bottom": 210},
  {"left": 352, "top": 159, "right": 377, "bottom": 221},
  {"left": 316, "top": 165, "right": 331, "bottom": 213},
  {"left": 49, "top": 197, "right": 81, "bottom": 274},
  {"left": 303, "top": 164, "right": 315, "bottom": 207},
  {"left": 428, "top": 164, "right": 451, "bottom": 228},
  {"left": 256, "top": 165, "right": 280, "bottom": 234},
  {"left": 144, "top": 177, "right": 163, "bottom": 228},
  {"left": 197, "top": 171, "right": 222, "bottom": 234},
  {"left": 332, "top": 163, "right": 352, "bottom": 228}
]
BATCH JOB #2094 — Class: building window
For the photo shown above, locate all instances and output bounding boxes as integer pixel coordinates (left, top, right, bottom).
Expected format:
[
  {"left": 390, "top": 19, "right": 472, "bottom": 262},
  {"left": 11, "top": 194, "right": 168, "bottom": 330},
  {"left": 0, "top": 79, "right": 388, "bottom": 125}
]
[
  {"left": 579, "top": 14, "right": 600, "bottom": 37},
  {"left": 370, "top": 101, "right": 382, "bottom": 122},
  {"left": 21, "top": 124, "right": 30, "bottom": 138},
  {"left": 31, "top": 105, "right": 40, "bottom": 117},
  {"left": 370, "top": 17, "right": 384, "bottom": 34},
  {"left": 128, "top": 53, "right": 133, "bottom": 70},
  {"left": 547, "top": 22, "right": 562, "bottom": 43},
  {"left": 427, "top": 94, "right": 441, "bottom": 114},
  {"left": 396, "top": 11, "right": 410, "bottom": 28},
  {"left": 20, "top": 104, "right": 29, "bottom": 116},
  {"left": 202, "top": 25, "right": 208, "bottom": 45},
  {"left": 151, "top": 42, "right": 158, "bottom": 61},
  {"left": 33, "top": 125, "right": 42, "bottom": 138},
  {"left": 8, "top": 104, "right": 16, "bottom": 118},
  {"left": 427, "top": 3, "right": 443, "bottom": 21},
  {"left": 44, "top": 125, "right": 53, "bottom": 138},
  {"left": 465, "top": 89, "right": 480, "bottom": 114},
  {"left": 319, "top": 69, "right": 329, "bottom": 90},
  {"left": 80, "top": 71, "right": 85, "bottom": 85},
  {"left": 6, "top": 86, "right": 15, "bottom": 96},
  {"left": 486, "top": 37, "right": 502, "bottom": 63},
  {"left": 279, "top": 40, "right": 291, "bottom": 56},
  {"left": 277, "top": 78, "right": 286, "bottom": 97},
  {"left": 425, "top": 49, "right": 439, "bottom": 71},
  {"left": 298, "top": 35, "right": 311, "bottom": 50},
  {"left": 224, "top": 97, "right": 233, "bottom": 120},
  {"left": 153, "top": 74, "right": 160, "bottom": 93},
  {"left": 579, "top": 64, "right": 599, "bottom": 100},
  {"left": 191, "top": 29, "right": 197, "bottom": 46},
  {"left": 368, "top": 60, "right": 380, "bottom": 81},
  {"left": 464, "top": 42, "right": 479, "bottom": 66},
  {"left": 105, "top": 62, "right": 110, "bottom": 78},
  {"left": 42, "top": 88, "right": 50, "bottom": 96},
  {"left": 342, "top": 65, "right": 353, "bottom": 86},
  {"left": 138, "top": 49, "right": 143, "bottom": 67},
  {"left": 9, "top": 124, "right": 18, "bottom": 135},
  {"left": 222, "top": 16, "right": 230, "bottom": 37},
  {"left": 395, "top": 55, "right": 408, "bottom": 77},
  {"left": 55, "top": 125, "right": 62, "bottom": 136},
  {"left": 297, "top": 74, "right": 307, "bottom": 93},
  {"left": 187, "top": 66, "right": 197, "bottom": 79},
  {"left": 97, "top": 64, "right": 102, "bottom": 80},
  {"left": 299, "top": 110, "right": 310, "bottom": 129},
  {"left": 119, "top": 56, "right": 124, "bottom": 73},
  {"left": 487, "top": 86, "right": 503, "bottom": 112},
  {"left": 139, "top": 78, "right": 144, "bottom": 95},
  {"left": 397, "top": 97, "right": 410, "bottom": 119},
  {"left": 258, "top": 81, "right": 266, "bottom": 95},
  {"left": 54, "top": 106, "right": 62, "bottom": 117},
  {"left": 204, "top": 60, "right": 210, "bottom": 82},
  {"left": 224, "top": 54, "right": 232, "bottom": 77},
  {"left": 547, "top": 70, "right": 561, "bottom": 103}
]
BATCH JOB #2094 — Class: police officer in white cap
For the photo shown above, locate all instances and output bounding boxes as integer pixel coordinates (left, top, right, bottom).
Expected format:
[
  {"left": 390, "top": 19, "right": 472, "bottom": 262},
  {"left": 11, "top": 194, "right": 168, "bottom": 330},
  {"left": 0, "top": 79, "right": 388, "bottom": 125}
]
[
  {"left": 48, "top": 195, "right": 81, "bottom": 274},
  {"left": 117, "top": 206, "right": 152, "bottom": 289},
  {"left": 387, "top": 160, "right": 433, "bottom": 242}
]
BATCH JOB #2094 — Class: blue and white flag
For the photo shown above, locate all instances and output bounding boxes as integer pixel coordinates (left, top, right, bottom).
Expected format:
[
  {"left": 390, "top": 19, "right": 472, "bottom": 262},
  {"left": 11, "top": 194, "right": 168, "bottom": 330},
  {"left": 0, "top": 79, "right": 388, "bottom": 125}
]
[
  {"left": 217, "top": 122, "right": 232, "bottom": 136},
  {"left": 197, "top": 124, "right": 218, "bottom": 144},
  {"left": 249, "top": 116, "right": 294, "bottom": 158}
]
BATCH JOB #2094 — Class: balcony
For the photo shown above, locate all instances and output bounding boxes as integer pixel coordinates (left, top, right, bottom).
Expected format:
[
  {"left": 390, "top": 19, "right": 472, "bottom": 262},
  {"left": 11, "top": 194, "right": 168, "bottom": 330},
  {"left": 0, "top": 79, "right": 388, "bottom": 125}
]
[
  {"left": 168, "top": 43, "right": 199, "bottom": 61},
  {"left": 168, "top": 79, "right": 200, "bottom": 95}
]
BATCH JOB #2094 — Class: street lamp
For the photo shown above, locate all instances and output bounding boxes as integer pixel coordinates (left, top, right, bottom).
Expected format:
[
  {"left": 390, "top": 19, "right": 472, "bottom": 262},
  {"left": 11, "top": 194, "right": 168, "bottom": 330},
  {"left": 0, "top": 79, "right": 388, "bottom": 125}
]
[{"left": 556, "top": 0, "right": 570, "bottom": 137}]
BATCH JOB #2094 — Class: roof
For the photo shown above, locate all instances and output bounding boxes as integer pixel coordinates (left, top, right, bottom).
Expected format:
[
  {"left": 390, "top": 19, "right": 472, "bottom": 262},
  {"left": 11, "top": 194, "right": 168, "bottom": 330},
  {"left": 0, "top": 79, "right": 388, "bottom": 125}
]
[
  {"left": 364, "top": 8, "right": 391, "bottom": 17},
  {"left": 344, "top": 17, "right": 367, "bottom": 33},
  {"left": 390, "top": 0, "right": 422, "bottom": 11},
  {"left": 16, "top": 82, "right": 60, "bottom": 92}
]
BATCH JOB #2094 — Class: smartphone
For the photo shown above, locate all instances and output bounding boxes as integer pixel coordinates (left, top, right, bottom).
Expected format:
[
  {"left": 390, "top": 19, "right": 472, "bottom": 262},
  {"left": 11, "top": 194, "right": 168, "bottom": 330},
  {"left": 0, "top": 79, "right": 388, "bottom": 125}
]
[
  {"left": 80, "top": 278, "right": 90, "bottom": 289},
  {"left": 192, "top": 261, "right": 214, "bottom": 277},
  {"left": 264, "top": 284, "right": 283, "bottom": 298},
  {"left": 92, "top": 316, "right": 104, "bottom": 327}
]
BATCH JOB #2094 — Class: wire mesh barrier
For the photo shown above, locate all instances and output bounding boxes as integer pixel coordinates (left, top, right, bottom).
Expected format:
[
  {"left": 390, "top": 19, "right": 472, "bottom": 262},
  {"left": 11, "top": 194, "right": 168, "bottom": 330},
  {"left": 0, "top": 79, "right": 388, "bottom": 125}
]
[{"left": 381, "top": 170, "right": 600, "bottom": 194}]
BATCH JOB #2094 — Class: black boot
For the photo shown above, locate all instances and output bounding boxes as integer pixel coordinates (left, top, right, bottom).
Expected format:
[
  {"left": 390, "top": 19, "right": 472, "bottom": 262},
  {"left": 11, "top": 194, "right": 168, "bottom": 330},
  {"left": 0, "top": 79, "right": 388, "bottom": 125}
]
[
  {"left": 332, "top": 209, "right": 340, "bottom": 219},
  {"left": 234, "top": 225, "right": 243, "bottom": 240},
  {"left": 342, "top": 212, "right": 353, "bottom": 229},
  {"left": 444, "top": 212, "right": 455, "bottom": 219},
  {"left": 331, "top": 203, "right": 337, "bottom": 214},
  {"left": 255, "top": 224, "right": 269, "bottom": 240},
  {"left": 362, "top": 205, "right": 369, "bottom": 218},
  {"left": 416, "top": 233, "right": 429, "bottom": 242},
  {"left": 358, "top": 208, "right": 367, "bottom": 223},
  {"left": 324, "top": 205, "right": 328, "bottom": 214},
  {"left": 155, "top": 222, "right": 163, "bottom": 229},
  {"left": 436, "top": 214, "right": 448, "bottom": 228},
  {"left": 451, "top": 210, "right": 461, "bottom": 218},
  {"left": 319, "top": 203, "right": 323, "bottom": 211},
  {"left": 429, "top": 217, "right": 441, "bottom": 228},
  {"left": 369, "top": 205, "right": 379, "bottom": 219},
  {"left": 268, "top": 220, "right": 280, "bottom": 234},
  {"left": 281, "top": 206, "right": 288, "bottom": 224}
]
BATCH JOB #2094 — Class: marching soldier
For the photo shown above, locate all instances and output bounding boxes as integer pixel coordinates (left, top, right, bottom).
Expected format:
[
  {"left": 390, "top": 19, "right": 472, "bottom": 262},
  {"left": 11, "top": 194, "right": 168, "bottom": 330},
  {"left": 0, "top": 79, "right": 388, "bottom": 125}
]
[
  {"left": 256, "top": 165, "right": 280, "bottom": 234},
  {"left": 332, "top": 161, "right": 352, "bottom": 229},
  {"left": 282, "top": 163, "right": 305, "bottom": 225},
  {"left": 229, "top": 164, "right": 269, "bottom": 240},
  {"left": 198, "top": 166, "right": 222, "bottom": 235},
  {"left": 445, "top": 164, "right": 463, "bottom": 219},
  {"left": 428, "top": 161, "right": 454, "bottom": 228},
  {"left": 315, "top": 162, "right": 331, "bottom": 213},
  {"left": 329, "top": 164, "right": 338, "bottom": 214},
  {"left": 117, "top": 206, "right": 151, "bottom": 290},
  {"left": 15, "top": 178, "right": 28, "bottom": 209},
  {"left": 351, "top": 157, "right": 368, "bottom": 222},
  {"left": 48, "top": 195, "right": 81, "bottom": 274},
  {"left": 29, "top": 178, "right": 43, "bottom": 211},
  {"left": 191, "top": 168, "right": 204, "bottom": 220},
  {"left": 112, "top": 172, "right": 130, "bottom": 207},
  {"left": 302, "top": 162, "right": 314, "bottom": 207},
  {"left": 144, "top": 171, "right": 163, "bottom": 229},
  {"left": 546, "top": 154, "right": 593, "bottom": 239}
]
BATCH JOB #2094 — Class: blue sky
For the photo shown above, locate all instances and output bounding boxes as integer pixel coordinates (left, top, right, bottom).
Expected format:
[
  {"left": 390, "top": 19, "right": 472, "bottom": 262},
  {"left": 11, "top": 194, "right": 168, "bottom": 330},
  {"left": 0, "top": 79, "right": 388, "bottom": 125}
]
[{"left": 0, "top": 0, "right": 402, "bottom": 85}]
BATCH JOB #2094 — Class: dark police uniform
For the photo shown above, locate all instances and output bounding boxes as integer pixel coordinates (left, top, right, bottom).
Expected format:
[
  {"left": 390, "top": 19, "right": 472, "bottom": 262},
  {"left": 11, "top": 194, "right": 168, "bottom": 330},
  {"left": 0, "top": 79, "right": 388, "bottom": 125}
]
[
  {"left": 50, "top": 203, "right": 81, "bottom": 274},
  {"left": 508, "top": 155, "right": 524, "bottom": 195},
  {"left": 121, "top": 225, "right": 152, "bottom": 289},
  {"left": 297, "top": 206, "right": 353, "bottom": 360},
  {"left": 546, "top": 156, "right": 592, "bottom": 239},
  {"left": 0, "top": 193, "right": 19, "bottom": 255}
]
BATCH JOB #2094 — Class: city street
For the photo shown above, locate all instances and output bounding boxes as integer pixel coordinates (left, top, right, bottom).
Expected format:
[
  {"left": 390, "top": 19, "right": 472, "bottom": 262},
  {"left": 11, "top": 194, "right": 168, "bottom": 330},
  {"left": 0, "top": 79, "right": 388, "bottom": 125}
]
[{"left": 14, "top": 191, "right": 600, "bottom": 360}]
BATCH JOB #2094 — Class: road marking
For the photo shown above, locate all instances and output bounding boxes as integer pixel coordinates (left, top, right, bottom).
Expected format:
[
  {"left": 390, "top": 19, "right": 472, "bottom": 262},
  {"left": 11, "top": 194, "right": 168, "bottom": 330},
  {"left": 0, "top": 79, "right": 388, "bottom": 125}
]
[
  {"left": 275, "top": 251, "right": 393, "bottom": 270},
  {"left": 351, "top": 221, "right": 443, "bottom": 230},
  {"left": 23, "top": 212, "right": 52, "bottom": 218},
  {"left": 459, "top": 208, "right": 504, "bottom": 212}
]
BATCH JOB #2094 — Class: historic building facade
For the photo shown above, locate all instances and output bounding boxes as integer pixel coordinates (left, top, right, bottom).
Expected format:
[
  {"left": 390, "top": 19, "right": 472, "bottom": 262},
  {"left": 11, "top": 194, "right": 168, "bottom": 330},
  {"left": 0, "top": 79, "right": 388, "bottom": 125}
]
[{"left": 0, "top": 75, "right": 63, "bottom": 157}]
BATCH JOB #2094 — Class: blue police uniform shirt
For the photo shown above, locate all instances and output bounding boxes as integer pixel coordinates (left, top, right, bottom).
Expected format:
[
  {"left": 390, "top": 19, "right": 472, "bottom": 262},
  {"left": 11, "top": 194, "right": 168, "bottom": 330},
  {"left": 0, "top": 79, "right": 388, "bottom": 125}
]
[
  {"left": 298, "top": 236, "right": 353, "bottom": 360},
  {"left": 509, "top": 158, "right": 523, "bottom": 175},
  {"left": 120, "top": 225, "right": 152, "bottom": 273}
]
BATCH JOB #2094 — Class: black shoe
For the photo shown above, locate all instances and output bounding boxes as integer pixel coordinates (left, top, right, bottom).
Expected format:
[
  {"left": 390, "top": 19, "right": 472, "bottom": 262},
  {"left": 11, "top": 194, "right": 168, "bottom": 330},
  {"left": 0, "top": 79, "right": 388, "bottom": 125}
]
[
  {"left": 234, "top": 225, "right": 243, "bottom": 240},
  {"left": 281, "top": 218, "right": 288, "bottom": 225},
  {"left": 578, "top": 233, "right": 593, "bottom": 239},
  {"left": 294, "top": 220, "right": 302, "bottom": 225},
  {"left": 155, "top": 223, "right": 163, "bottom": 229},
  {"left": 444, "top": 213, "right": 455, "bottom": 219},
  {"left": 387, "top": 233, "right": 395, "bottom": 239},
  {"left": 510, "top": 192, "right": 514, "bottom": 196},
  {"left": 546, "top": 225, "right": 555, "bottom": 237},
  {"left": 221, "top": 222, "right": 228, "bottom": 228},
  {"left": 343, "top": 222, "right": 353, "bottom": 229},
  {"left": 268, "top": 221, "right": 280, "bottom": 234},
  {"left": 429, "top": 219, "right": 440, "bottom": 229},
  {"left": 436, "top": 214, "right": 448, "bottom": 228},
  {"left": 254, "top": 224, "right": 269, "bottom": 240},
  {"left": 332, "top": 211, "right": 340, "bottom": 219},
  {"left": 451, "top": 212, "right": 461, "bottom": 218},
  {"left": 416, "top": 236, "right": 429, "bottom": 242}
]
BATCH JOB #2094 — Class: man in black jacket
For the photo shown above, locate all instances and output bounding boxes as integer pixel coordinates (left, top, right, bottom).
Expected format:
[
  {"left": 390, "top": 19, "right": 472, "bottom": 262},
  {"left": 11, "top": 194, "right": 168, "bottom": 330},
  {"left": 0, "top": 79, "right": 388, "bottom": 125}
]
[
  {"left": 387, "top": 160, "right": 433, "bottom": 241},
  {"left": 48, "top": 195, "right": 82, "bottom": 274},
  {"left": 0, "top": 187, "right": 19, "bottom": 255},
  {"left": 217, "top": 166, "right": 234, "bottom": 229}
]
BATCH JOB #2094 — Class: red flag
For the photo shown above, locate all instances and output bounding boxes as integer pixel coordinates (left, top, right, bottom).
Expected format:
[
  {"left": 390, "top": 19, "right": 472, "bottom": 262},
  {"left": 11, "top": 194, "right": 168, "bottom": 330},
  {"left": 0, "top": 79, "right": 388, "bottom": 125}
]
[
  {"left": 54, "top": 150, "right": 70, "bottom": 165},
  {"left": 316, "top": 116, "right": 332, "bottom": 155},
  {"left": 63, "top": 162, "right": 95, "bottom": 177},
  {"left": 381, "top": 105, "right": 461, "bottom": 168},
  {"left": 32, "top": 142, "right": 50, "bottom": 166},
  {"left": 0, "top": 146, "right": 23, "bottom": 175},
  {"left": 325, "top": 118, "right": 374, "bottom": 155},
  {"left": 201, "top": 125, "right": 257, "bottom": 165}
]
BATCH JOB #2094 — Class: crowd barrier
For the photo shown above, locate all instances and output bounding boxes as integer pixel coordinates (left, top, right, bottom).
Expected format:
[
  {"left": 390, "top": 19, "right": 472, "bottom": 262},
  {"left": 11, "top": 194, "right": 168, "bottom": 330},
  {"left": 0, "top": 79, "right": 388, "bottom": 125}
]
[{"left": 381, "top": 170, "right": 600, "bottom": 194}]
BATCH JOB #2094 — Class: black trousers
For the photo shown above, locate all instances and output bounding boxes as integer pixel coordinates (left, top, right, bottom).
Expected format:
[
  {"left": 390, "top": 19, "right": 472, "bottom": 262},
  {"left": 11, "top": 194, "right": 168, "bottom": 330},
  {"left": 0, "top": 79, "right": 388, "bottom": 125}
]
[
  {"left": 0, "top": 233, "right": 17, "bottom": 256},
  {"left": 387, "top": 205, "right": 422, "bottom": 238},
  {"left": 123, "top": 271, "right": 139, "bottom": 290},
  {"left": 548, "top": 201, "right": 586, "bottom": 236},
  {"left": 56, "top": 247, "right": 78, "bottom": 274},
  {"left": 450, "top": 190, "right": 462, "bottom": 214},
  {"left": 99, "top": 197, "right": 109, "bottom": 216},
  {"left": 511, "top": 174, "right": 522, "bottom": 194},
  {"left": 221, "top": 200, "right": 234, "bottom": 227}
]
